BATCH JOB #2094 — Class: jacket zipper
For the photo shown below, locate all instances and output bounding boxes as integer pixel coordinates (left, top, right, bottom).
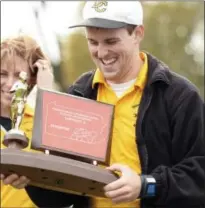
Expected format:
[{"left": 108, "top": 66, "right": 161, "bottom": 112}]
[
  {"left": 137, "top": 77, "right": 166, "bottom": 174},
  {"left": 137, "top": 87, "right": 153, "bottom": 175}
]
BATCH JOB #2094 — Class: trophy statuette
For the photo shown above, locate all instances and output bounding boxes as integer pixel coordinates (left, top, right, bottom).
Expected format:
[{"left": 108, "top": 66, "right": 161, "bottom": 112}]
[{"left": 3, "top": 71, "right": 29, "bottom": 149}]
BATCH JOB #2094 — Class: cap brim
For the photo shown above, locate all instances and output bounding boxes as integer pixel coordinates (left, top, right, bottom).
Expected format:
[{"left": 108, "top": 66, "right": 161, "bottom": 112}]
[{"left": 69, "top": 18, "right": 127, "bottom": 29}]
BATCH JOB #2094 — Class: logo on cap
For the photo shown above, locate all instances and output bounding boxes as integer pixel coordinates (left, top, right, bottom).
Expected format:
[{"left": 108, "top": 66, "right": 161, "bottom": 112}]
[{"left": 92, "top": 1, "right": 108, "bottom": 13}]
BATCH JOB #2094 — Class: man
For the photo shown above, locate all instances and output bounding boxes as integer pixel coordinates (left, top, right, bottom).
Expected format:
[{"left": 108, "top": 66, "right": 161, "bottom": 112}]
[{"left": 1, "top": 1, "right": 204, "bottom": 208}]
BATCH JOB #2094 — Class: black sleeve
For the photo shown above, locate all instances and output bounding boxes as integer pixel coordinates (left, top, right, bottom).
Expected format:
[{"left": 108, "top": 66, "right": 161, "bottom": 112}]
[
  {"left": 151, "top": 90, "right": 205, "bottom": 206},
  {"left": 25, "top": 185, "right": 90, "bottom": 208}
]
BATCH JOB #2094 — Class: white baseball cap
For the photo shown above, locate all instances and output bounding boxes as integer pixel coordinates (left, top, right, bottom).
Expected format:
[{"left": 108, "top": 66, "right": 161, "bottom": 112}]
[{"left": 69, "top": 1, "right": 143, "bottom": 29}]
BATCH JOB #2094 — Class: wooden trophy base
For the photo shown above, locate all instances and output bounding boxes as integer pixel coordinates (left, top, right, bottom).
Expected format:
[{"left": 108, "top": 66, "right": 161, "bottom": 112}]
[{"left": 0, "top": 148, "right": 118, "bottom": 197}]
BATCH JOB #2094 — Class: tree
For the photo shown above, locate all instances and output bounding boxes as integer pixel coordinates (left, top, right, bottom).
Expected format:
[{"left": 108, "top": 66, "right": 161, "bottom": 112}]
[{"left": 142, "top": 2, "right": 204, "bottom": 98}]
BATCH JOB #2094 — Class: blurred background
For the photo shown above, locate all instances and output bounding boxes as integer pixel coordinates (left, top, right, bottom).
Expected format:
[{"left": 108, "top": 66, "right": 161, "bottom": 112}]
[{"left": 1, "top": 1, "right": 204, "bottom": 99}]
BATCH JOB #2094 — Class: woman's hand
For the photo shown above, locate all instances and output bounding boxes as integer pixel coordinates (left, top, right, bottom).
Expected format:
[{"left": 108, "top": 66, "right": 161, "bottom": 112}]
[
  {"left": 33, "top": 59, "right": 54, "bottom": 89},
  {"left": 0, "top": 173, "right": 30, "bottom": 189}
]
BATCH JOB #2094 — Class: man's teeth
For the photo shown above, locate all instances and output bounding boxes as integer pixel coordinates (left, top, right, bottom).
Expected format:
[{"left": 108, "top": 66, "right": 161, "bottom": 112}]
[{"left": 102, "top": 58, "right": 116, "bottom": 65}]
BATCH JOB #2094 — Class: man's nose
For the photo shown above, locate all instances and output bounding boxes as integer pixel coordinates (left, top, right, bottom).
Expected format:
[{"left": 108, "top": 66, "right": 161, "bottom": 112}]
[{"left": 97, "top": 44, "right": 108, "bottom": 59}]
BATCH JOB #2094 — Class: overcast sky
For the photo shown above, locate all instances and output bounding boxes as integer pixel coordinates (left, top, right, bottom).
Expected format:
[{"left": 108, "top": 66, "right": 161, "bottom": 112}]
[
  {"left": 1, "top": 1, "right": 79, "bottom": 64},
  {"left": 1, "top": 1, "right": 79, "bottom": 38}
]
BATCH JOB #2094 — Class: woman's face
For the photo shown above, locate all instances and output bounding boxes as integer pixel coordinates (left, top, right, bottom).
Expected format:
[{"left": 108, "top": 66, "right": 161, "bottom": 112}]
[{"left": 1, "top": 55, "right": 31, "bottom": 110}]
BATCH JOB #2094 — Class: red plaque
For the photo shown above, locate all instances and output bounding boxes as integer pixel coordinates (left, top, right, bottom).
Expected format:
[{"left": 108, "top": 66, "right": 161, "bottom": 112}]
[
  {"left": 32, "top": 88, "right": 114, "bottom": 164},
  {"left": 1, "top": 88, "right": 118, "bottom": 198}
]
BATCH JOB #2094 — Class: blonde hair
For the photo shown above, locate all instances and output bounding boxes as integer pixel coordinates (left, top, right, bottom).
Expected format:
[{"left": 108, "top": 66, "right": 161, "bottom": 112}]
[{"left": 1, "top": 35, "right": 49, "bottom": 88}]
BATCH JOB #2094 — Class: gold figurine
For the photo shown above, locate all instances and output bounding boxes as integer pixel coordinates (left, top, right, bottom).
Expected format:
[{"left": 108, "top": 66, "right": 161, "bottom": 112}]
[
  {"left": 10, "top": 71, "right": 28, "bottom": 130},
  {"left": 3, "top": 71, "right": 29, "bottom": 149}
]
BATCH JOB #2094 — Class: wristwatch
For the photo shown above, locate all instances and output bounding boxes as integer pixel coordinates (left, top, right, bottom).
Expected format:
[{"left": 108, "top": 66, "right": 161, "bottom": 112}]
[{"left": 139, "top": 175, "right": 156, "bottom": 198}]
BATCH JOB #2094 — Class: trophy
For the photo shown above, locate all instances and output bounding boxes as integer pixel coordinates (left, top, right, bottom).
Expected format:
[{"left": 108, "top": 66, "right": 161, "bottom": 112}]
[
  {"left": 1, "top": 75, "right": 118, "bottom": 197},
  {"left": 3, "top": 71, "right": 29, "bottom": 149}
]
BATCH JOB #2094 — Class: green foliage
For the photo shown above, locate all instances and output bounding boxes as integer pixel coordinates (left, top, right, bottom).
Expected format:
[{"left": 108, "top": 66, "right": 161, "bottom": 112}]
[
  {"left": 60, "top": 32, "right": 95, "bottom": 90},
  {"left": 142, "top": 2, "right": 204, "bottom": 98}
]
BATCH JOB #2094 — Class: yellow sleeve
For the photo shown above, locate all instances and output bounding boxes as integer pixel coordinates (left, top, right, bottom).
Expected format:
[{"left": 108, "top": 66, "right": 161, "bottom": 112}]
[
  {"left": 1, "top": 126, "right": 7, "bottom": 149},
  {"left": 20, "top": 104, "right": 41, "bottom": 153},
  {"left": 1, "top": 104, "right": 37, "bottom": 207},
  {"left": 20, "top": 107, "right": 34, "bottom": 150}
]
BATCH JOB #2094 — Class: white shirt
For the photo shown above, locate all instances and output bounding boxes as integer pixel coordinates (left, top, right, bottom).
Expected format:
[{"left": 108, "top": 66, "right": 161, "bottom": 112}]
[{"left": 107, "top": 79, "right": 136, "bottom": 98}]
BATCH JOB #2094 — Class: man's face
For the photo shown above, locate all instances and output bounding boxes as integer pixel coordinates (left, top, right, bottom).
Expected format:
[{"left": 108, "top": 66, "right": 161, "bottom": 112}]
[
  {"left": 1, "top": 55, "right": 31, "bottom": 109},
  {"left": 86, "top": 26, "right": 140, "bottom": 83}
]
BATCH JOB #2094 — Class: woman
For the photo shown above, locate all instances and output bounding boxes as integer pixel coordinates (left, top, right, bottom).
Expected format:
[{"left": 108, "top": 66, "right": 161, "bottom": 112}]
[{"left": 0, "top": 35, "right": 54, "bottom": 207}]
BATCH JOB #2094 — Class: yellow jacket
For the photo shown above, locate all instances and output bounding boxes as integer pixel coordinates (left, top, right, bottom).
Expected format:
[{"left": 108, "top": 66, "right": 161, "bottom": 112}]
[{"left": 1, "top": 104, "right": 37, "bottom": 208}]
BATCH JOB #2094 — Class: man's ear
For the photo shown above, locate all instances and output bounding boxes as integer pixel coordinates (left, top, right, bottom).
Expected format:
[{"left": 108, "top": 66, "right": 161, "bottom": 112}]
[{"left": 134, "top": 25, "right": 144, "bottom": 44}]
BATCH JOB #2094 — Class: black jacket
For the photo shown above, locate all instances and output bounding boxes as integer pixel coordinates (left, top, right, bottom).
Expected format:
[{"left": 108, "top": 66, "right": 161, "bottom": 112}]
[{"left": 26, "top": 53, "right": 205, "bottom": 208}]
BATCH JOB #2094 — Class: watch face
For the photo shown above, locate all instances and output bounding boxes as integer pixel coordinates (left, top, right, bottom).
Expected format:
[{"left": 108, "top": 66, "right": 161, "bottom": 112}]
[{"left": 147, "top": 184, "right": 156, "bottom": 196}]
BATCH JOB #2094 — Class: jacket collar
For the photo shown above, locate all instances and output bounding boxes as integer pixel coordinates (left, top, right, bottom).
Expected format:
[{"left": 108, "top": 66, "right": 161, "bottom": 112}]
[
  {"left": 71, "top": 52, "right": 171, "bottom": 96},
  {"left": 71, "top": 71, "right": 96, "bottom": 98},
  {"left": 146, "top": 52, "right": 170, "bottom": 86}
]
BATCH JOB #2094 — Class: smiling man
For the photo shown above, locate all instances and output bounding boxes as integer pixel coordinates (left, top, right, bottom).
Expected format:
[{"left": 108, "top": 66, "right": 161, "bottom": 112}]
[{"left": 3, "top": 1, "right": 205, "bottom": 208}]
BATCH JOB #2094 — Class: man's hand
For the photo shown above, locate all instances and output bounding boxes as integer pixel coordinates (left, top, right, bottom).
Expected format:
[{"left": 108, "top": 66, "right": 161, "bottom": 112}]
[
  {"left": 104, "top": 164, "right": 142, "bottom": 204},
  {"left": 0, "top": 173, "right": 30, "bottom": 189}
]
